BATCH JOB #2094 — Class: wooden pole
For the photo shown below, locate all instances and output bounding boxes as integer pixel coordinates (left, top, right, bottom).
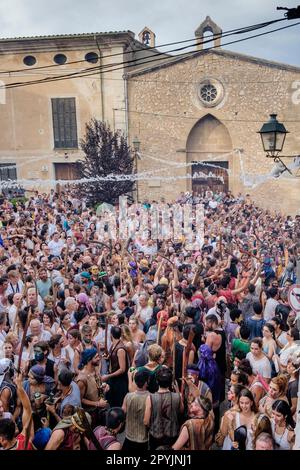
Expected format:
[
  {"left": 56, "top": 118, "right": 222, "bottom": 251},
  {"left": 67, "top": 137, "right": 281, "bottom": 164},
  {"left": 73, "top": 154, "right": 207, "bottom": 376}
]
[
  {"left": 12, "top": 284, "right": 27, "bottom": 333},
  {"left": 17, "top": 306, "right": 33, "bottom": 371},
  {"left": 50, "top": 272, "right": 59, "bottom": 320},
  {"left": 119, "top": 259, "right": 123, "bottom": 291},
  {"left": 172, "top": 327, "right": 176, "bottom": 385},
  {"left": 104, "top": 315, "right": 109, "bottom": 357},
  {"left": 64, "top": 244, "right": 69, "bottom": 279},
  {"left": 180, "top": 329, "right": 195, "bottom": 398},
  {"left": 76, "top": 408, "right": 102, "bottom": 451},
  {"left": 157, "top": 315, "right": 163, "bottom": 345}
]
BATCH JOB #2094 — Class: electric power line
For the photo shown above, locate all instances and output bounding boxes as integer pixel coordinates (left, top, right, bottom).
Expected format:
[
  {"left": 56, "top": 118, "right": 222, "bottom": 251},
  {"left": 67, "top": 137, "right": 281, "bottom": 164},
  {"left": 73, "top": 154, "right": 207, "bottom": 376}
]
[
  {"left": 2, "top": 19, "right": 296, "bottom": 90},
  {"left": 0, "top": 17, "right": 286, "bottom": 75}
]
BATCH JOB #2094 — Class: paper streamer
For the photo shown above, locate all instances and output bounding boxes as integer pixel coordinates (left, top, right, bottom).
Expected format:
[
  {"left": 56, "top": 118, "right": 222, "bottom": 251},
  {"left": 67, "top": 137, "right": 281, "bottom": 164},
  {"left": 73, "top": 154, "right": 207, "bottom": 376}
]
[{"left": 0, "top": 149, "right": 293, "bottom": 191}]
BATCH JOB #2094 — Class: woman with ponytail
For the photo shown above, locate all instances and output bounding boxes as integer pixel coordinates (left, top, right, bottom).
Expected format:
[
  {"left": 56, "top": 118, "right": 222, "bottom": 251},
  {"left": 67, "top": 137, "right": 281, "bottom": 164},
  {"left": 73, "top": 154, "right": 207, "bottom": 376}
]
[{"left": 271, "top": 400, "right": 295, "bottom": 450}]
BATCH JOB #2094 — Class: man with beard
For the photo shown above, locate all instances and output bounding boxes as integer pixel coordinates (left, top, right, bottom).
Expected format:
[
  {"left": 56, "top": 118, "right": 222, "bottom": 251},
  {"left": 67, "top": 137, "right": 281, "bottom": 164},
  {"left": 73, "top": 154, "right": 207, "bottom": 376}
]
[
  {"left": 75, "top": 348, "right": 108, "bottom": 428},
  {"left": 36, "top": 268, "right": 52, "bottom": 300}
]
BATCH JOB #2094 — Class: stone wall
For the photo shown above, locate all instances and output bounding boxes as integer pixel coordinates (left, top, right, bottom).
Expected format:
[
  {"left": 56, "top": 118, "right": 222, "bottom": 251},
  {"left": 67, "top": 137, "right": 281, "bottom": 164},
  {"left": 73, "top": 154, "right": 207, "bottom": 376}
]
[{"left": 128, "top": 49, "right": 300, "bottom": 215}]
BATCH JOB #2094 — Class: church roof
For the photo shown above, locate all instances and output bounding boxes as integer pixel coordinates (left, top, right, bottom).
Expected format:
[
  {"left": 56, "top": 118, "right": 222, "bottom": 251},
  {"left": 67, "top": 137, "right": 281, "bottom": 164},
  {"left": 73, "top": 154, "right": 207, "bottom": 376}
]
[
  {"left": 0, "top": 30, "right": 157, "bottom": 55},
  {"left": 0, "top": 30, "right": 135, "bottom": 42},
  {"left": 126, "top": 47, "right": 300, "bottom": 77}
]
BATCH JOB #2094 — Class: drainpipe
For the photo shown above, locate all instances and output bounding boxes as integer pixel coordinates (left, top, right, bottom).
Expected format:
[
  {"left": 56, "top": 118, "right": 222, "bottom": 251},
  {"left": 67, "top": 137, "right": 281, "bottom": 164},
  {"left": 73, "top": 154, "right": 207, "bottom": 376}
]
[
  {"left": 124, "top": 73, "right": 129, "bottom": 139},
  {"left": 124, "top": 57, "right": 134, "bottom": 200},
  {"left": 94, "top": 35, "right": 105, "bottom": 121}
]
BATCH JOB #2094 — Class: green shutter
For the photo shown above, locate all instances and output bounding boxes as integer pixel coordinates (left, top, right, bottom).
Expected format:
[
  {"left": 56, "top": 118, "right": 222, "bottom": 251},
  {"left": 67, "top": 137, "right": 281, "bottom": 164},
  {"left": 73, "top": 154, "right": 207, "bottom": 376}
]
[
  {"left": 51, "top": 98, "right": 78, "bottom": 148},
  {"left": 0, "top": 164, "right": 17, "bottom": 181}
]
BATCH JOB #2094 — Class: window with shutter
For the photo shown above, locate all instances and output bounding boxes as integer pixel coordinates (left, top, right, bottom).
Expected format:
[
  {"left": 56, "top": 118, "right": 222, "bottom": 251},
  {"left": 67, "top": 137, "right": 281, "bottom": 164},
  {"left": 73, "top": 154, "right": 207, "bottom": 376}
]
[
  {"left": 0, "top": 163, "right": 17, "bottom": 181},
  {"left": 51, "top": 98, "right": 78, "bottom": 149}
]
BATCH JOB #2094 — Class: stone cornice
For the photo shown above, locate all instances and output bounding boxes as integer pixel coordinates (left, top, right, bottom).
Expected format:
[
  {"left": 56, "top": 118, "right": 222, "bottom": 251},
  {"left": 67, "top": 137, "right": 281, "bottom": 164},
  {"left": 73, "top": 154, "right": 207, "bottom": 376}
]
[
  {"left": 126, "top": 48, "right": 300, "bottom": 78},
  {"left": 0, "top": 31, "right": 141, "bottom": 54}
]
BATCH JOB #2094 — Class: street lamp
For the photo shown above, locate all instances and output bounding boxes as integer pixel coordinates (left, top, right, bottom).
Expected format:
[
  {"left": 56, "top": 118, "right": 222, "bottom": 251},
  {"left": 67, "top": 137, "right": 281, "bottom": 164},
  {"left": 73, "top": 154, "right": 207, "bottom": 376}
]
[
  {"left": 258, "top": 113, "right": 292, "bottom": 174},
  {"left": 132, "top": 136, "right": 141, "bottom": 202}
]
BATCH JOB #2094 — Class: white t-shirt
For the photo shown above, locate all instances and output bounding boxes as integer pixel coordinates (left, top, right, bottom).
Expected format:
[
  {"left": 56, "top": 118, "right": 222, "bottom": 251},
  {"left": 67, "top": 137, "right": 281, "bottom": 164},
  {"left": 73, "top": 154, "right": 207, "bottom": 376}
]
[
  {"left": 6, "top": 280, "right": 24, "bottom": 297},
  {"left": 264, "top": 298, "right": 279, "bottom": 322},
  {"left": 48, "top": 223, "right": 57, "bottom": 237},
  {"left": 206, "top": 306, "right": 231, "bottom": 328},
  {"left": 64, "top": 345, "right": 76, "bottom": 373},
  {"left": 279, "top": 344, "right": 300, "bottom": 366},
  {"left": 142, "top": 245, "right": 158, "bottom": 256},
  {"left": 48, "top": 239, "right": 65, "bottom": 257},
  {"left": 27, "top": 329, "right": 52, "bottom": 342},
  {"left": 209, "top": 200, "right": 218, "bottom": 209},
  {"left": 94, "top": 326, "right": 112, "bottom": 351},
  {"left": 136, "top": 305, "right": 153, "bottom": 329},
  {"left": 246, "top": 352, "right": 272, "bottom": 379},
  {"left": 0, "top": 330, "right": 7, "bottom": 344},
  {"left": 276, "top": 332, "right": 288, "bottom": 353},
  {"left": 21, "top": 349, "right": 34, "bottom": 363},
  {"left": 48, "top": 347, "right": 67, "bottom": 369}
]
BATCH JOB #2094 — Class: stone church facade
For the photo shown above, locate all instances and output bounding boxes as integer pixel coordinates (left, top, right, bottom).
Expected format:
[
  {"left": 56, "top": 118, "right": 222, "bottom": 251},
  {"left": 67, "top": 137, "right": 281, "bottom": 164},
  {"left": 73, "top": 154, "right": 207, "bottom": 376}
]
[
  {"left": 127, "top": 17, "right": 300, "bottom": 215},
  {"left": 0, "top": 17, "right": 298, "bottom": 215}
]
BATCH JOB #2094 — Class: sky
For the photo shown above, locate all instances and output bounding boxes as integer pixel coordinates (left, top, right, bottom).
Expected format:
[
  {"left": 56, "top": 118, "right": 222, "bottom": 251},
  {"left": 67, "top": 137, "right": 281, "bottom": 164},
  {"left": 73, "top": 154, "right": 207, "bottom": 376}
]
[{"left": 0, "top": 0, "right": 299, "bottom": 66}]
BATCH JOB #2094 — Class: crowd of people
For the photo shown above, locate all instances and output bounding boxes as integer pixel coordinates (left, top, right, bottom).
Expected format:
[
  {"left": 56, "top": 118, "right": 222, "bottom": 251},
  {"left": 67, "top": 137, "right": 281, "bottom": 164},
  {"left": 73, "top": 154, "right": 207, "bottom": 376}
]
[{"left": 0, "top": 187, "right": 299, "bottom": 451}]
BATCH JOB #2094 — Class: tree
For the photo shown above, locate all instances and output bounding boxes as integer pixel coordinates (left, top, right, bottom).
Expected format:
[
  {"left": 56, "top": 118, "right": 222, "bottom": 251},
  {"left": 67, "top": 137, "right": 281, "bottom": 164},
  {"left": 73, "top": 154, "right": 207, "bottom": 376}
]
[{"left": 76, "top": 119, "right": 135, "bottom": 205}]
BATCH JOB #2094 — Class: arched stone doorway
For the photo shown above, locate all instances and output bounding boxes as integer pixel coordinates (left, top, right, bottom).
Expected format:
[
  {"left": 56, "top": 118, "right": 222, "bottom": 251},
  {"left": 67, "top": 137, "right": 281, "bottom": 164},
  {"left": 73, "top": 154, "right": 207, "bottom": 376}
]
[{"left": 186, "top": 114, "right": 233, "bottom": 195}]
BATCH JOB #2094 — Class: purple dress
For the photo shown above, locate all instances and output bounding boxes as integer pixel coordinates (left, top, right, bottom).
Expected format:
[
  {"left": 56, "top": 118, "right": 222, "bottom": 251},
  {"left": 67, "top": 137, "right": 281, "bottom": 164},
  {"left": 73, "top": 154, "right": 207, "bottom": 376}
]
[{"left": 197, "top": 344, "right": 221, "bottom": 405}]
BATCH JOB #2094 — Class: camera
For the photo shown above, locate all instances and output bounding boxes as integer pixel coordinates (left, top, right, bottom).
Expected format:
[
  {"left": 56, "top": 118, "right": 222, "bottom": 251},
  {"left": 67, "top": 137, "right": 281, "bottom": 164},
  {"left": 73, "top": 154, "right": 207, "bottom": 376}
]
[
  {"left": 44, "top": 391, "right": 56, "bottom": 405},
  {"left": 216, "top": 300, "right": 227, "bottom": 318}
]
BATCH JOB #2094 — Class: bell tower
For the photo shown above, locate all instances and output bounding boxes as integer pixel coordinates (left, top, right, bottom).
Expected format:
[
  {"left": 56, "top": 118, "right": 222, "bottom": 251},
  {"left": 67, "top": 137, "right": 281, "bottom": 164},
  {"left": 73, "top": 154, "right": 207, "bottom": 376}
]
[
  {"left": 138, "top": 27, "right": 156, "bottom": 47},
  {"left": 195, "top": 16, "right": 222, "bottom": 51}
]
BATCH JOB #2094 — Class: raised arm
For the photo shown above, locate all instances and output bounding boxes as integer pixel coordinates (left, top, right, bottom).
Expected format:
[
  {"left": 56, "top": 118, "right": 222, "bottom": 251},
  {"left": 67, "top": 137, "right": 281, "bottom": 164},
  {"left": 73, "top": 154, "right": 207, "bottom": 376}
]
[
  {"left": 14, "top": 373, "right": 34, "bottom": 441},
  {"left": 250, "top": 264, "right": 262, "bottom": 285},
  {"left": 154, "top": 260, "right": 165, "bottom": 286},
  {"left": 231, "top": 273, "right": 251, "bottom": 295}
]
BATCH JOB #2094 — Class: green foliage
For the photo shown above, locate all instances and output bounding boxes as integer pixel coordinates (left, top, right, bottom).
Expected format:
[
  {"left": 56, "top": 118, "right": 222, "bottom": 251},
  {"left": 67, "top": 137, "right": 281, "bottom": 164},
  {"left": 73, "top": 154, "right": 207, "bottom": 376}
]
[{"left": 76, "top": 119, "right": 134, "bottom": 205}]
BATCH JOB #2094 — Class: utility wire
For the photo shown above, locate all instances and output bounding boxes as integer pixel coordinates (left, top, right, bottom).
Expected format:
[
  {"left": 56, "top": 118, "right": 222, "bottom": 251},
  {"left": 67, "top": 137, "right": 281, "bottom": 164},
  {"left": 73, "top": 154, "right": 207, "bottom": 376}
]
[
  {"left": 0, "top": 17, "right": 286, "bottom": 75},
  {"left": 3, "top": 20, "right": 299, "bottom": 91},
  {"left": 2, "top": 23, "right": 274, "bottom": 87},
  {"left": 2, "top": 20, "right": 294, "bottom": 90}
]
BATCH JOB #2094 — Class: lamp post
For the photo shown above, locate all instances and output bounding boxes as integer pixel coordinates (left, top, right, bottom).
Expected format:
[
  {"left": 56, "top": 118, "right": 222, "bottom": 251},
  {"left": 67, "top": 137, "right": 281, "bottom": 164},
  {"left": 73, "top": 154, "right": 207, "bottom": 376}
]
[
  {"left": 132, "top": 136, "right": 141, "bottom": 202},
  {"left": 258, "top": 115, "right": 300, "bottom": 447},
  {"left": 258, "top": 114, "right": 292, "bottom": 174}
]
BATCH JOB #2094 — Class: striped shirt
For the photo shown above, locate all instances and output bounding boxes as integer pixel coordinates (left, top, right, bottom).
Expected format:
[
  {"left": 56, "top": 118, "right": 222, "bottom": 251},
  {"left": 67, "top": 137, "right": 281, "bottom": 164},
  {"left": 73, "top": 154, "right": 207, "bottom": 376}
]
[{"left": 124, "top": 391, "right": 149, "bottom": 443}]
